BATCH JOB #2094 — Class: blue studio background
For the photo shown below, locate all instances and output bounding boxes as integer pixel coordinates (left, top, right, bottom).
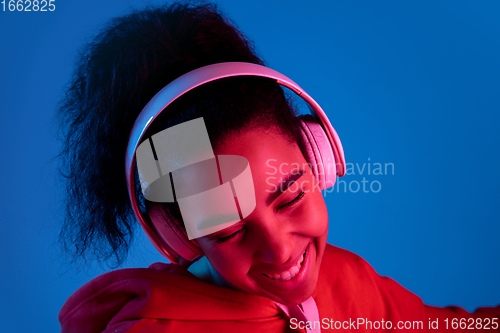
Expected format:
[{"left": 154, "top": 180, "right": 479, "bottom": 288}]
[{"left": 1, "top": 0, "right": 499, "bottom": 332}]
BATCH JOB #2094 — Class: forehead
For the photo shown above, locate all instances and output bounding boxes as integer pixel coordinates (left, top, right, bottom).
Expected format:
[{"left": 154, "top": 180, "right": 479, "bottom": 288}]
[
  {"left": 170, "top": 128, "right": 310, "bottom": 240},
  {"left": 214, "top": 129, "right": 307, "bottom": 190}
]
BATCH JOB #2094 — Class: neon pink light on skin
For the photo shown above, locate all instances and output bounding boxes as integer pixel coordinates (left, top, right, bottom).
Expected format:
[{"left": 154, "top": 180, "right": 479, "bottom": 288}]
[{"left": 195, "top": 129, "right": 329, "bottom": 306}]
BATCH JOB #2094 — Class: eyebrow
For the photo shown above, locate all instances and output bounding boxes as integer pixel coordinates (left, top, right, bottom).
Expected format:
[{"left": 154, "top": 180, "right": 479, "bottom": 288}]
[{"left": 265, "top": 170, "right": 305, "bottom": 205}]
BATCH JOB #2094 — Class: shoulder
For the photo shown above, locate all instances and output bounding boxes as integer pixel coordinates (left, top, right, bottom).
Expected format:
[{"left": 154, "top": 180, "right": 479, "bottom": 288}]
[
  {"left": 318, "top": 243, "right": 413, "bottom": 294},
  {"left": 58, "top": 266, "right": 185, "bottom": 333},
  {"left": 59, "top": 263, "right": 281, "bottom": 333},
  {"left": 320, "top": 243, "right": 376, "bottom": 279},
  {"left": 59, "top": 263, "right": 198, "bottom": 316},
  {"left": 315, "top": 244, "right": 426, "bottom": 320},
  {"left": 316, "top": 243, "right": 382, "bottom": 297}
]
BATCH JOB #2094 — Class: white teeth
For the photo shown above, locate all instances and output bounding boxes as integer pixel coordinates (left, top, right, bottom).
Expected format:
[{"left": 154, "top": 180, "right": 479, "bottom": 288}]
[
  {"left": 289, "top": 266, "right": 300, "bottom": 276},
  {"left": 263, "top": 250, "right": 306, "bottom": 281}
]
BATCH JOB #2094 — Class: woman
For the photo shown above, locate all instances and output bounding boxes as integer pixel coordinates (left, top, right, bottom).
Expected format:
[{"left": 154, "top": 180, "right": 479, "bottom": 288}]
[{"left": 57, "top": 2, "right": 499, "bottom": 332}]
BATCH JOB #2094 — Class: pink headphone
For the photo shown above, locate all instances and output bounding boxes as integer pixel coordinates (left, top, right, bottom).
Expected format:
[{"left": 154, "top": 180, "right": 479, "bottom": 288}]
[{"left": 125, "top": 62, "right": 346, "bottom": 264}]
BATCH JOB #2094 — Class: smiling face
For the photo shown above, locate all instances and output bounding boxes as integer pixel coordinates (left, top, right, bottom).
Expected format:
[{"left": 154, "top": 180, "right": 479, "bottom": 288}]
[{"left": 195, "top": 128, "right": 329, "bottom": 305}]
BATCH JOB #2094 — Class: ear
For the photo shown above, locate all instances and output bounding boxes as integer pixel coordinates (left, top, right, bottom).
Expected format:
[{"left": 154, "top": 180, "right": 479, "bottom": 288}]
[{"left": 145, "top": 203, "right": 204, "bottom": 263}]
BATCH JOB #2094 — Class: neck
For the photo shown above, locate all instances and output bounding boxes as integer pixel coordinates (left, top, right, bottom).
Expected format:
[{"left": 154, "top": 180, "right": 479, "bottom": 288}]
[{"left": 187, "top": 256, "right": 230, "bottom": 288}]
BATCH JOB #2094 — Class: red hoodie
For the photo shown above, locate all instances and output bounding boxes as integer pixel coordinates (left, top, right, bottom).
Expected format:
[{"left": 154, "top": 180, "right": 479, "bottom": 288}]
[{"left": 59, "top": 245, "right": 500, "bottom": 332}]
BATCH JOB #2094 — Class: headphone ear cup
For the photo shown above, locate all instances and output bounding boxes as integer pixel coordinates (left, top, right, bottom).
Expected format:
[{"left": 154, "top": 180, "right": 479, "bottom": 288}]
[
  {"left": 298, "top": 115, "right": 337, "bottom": 190},
  {"left": 147, "top": 204, "right": 203, "bottom": 262}
]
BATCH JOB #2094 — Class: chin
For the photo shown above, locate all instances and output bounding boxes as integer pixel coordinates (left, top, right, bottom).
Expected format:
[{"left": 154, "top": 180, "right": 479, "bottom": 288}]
[
  {"left": 254, "top": 237, "right": 325, "bottom": 305},
  {"left": 271, "top": 281, "right": 318, "bottom": 305}
]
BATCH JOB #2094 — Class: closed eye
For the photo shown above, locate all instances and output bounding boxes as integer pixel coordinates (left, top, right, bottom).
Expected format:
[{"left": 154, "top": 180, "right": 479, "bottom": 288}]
[
  {"left": 276, "top": 191, "right": 305, "bottom": 212},
  {"left": 214, "top": 228, "right": 245, "bottom": 244},
  {"left": 214, "top": 191, "right": 306, "bottom": 243}
]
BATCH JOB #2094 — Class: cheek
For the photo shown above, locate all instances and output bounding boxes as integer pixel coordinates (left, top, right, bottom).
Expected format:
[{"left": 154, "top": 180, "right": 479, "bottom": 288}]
[
  {"left": 316, "top": 197, "right": 329, "bottom": 234},
  {"left": 199, "top": 243, "right": 251, "bottom": 279},
  {"left": 299, "top": 192, "right": 329, "bottom": 237}
]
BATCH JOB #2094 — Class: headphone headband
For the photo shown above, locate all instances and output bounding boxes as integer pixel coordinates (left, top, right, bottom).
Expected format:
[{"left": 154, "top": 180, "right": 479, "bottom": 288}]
[{"left": 125, "top": 62, "right": 346, "bottom": 262}]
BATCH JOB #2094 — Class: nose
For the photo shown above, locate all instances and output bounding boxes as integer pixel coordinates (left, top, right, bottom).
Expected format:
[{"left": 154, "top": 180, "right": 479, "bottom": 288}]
[{"left": 257, "top": 217, "right": 295, "bottom": 264}]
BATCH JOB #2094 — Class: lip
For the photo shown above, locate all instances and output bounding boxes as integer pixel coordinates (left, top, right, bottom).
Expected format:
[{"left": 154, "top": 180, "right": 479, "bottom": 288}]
[
  {"left": 260, "top": 242, "right": 310, "bottom": 276},
  {"left": 253, "top": 240, "right": 314, "bottom": 288}
]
